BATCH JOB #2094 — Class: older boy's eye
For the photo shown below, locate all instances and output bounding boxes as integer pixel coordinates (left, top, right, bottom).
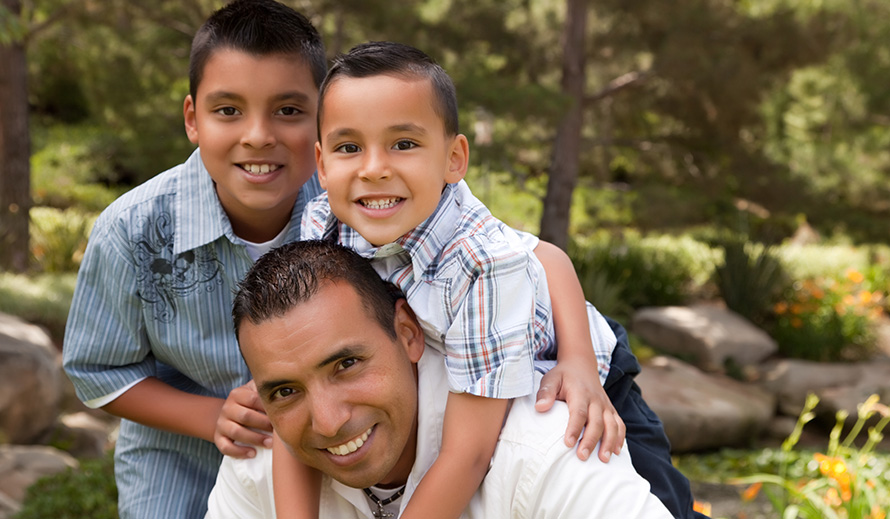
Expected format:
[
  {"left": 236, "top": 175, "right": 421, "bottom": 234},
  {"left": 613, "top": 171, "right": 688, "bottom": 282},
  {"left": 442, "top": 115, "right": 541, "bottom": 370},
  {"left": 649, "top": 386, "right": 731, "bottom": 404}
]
[
  {"left": 216, "top": 106, "right": 240, "bottom": 116},
  {"left": 335, "top": 143, "right": 360, "bottom": 154},
  {"left": 394, "top": 140, "right": 417, "bottom": 151},
  {"left": 271, "top": 387, "right": 298, "bottom": 400},
  {"left": 277, "top": 106, "right": 301, "bottom": 116}
]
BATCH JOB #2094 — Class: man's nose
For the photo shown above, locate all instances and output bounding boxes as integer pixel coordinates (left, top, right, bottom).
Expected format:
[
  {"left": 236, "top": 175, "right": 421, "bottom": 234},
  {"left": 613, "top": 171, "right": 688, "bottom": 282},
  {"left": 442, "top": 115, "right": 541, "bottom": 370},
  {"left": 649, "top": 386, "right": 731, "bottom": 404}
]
[{"left": 309, "top": 392, "right": 351, "bottom": 438}]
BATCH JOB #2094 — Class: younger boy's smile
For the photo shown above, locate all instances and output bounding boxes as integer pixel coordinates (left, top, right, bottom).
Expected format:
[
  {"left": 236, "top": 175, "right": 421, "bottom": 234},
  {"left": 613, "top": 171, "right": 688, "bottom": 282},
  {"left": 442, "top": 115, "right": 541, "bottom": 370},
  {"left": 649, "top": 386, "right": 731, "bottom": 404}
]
[{"left": 316, "top": 74, "right": 469, "bottom": 247}]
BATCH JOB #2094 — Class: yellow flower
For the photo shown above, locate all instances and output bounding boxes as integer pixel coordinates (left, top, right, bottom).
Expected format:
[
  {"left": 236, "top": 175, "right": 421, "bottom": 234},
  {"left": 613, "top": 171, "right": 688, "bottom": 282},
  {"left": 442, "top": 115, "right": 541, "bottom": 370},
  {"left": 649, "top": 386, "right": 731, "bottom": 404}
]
[
  {"left": 741, "top": 482, "right": 762, "bottom": 502},
  {"left": 847, "top": 269, "right": 865, "bottom": 284},
  {"left": 870, "top": 505, "right": 886, "bottom": 519}
]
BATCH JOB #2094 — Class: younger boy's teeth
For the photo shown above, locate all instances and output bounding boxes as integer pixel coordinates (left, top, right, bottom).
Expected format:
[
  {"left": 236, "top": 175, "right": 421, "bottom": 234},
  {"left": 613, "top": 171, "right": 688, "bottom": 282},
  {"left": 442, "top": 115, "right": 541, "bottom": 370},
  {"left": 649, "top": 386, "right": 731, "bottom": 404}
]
[
  {"left": 326, "top": 427, "right": 373, "bottom": 456},
  {"left": 361, "top": 197, "right": 401, "bottom": 209}
]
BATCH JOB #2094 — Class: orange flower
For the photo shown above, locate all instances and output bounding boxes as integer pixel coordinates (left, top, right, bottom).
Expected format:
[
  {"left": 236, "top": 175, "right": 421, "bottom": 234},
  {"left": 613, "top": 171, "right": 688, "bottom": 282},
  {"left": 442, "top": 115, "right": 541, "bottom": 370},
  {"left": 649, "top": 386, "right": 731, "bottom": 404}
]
[
  {"left": 774, "top": 301, "right": 788, "bottom": 314},
  {"left": 741, "top": 482, "right": 762, "bottom": 502},
  {"left": 791, "top": 303, "right": 804, "bottom": 315},
  {"left": 814, "top": 453, "right": 853, "bottom": 501},
  {"left": 791, "top": 317, "right": 803, "bottom": 328},
  {"left": 870, "top": 505, "right": 886, "bottom": 519},
  {"left": 692, "top": 501, "right": 712, "bottom": 516},
  {"left": 824, "top": 487, "right": 842, "bottom": 507},
  {"left": 847, "top": 269, "right": 865, "bottom": 284}
]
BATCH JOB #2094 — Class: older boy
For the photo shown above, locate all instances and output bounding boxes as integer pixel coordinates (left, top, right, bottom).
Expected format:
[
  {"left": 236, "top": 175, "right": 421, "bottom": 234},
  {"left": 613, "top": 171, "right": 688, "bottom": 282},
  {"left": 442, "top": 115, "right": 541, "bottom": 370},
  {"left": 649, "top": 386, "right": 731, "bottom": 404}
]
[
  {"left": 299, "top": 41, "right": 704, "bottom": 519},
  {"left": 61, "top": 1, "right": 325, "bottom": 517}
]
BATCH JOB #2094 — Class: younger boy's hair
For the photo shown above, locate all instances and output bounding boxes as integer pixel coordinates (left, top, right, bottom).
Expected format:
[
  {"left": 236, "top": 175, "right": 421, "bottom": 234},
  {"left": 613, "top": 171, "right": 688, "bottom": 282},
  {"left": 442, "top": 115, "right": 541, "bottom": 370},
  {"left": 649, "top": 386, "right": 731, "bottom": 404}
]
[
  {"left": 189, "top": 0, "right": 327, "bottom": 102},
  {"left": 318, "top": 41, "right": 459, "bottom": 138}
]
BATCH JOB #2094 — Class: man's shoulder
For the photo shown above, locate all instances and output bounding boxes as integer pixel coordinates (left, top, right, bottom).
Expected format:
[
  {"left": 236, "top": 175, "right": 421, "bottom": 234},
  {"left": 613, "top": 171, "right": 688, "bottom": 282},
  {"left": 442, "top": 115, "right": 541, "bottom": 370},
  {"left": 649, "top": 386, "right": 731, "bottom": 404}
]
[{"left": 206, "top": 449, "right": 275, "bottom": 518}]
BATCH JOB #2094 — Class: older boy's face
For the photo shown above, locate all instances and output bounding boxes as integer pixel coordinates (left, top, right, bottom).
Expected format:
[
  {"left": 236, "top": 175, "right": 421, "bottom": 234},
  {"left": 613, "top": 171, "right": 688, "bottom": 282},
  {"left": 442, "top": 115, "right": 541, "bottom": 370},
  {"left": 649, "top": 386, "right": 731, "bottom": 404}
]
[
  {"left": 316, "top": 75, "right": 469, "bottom": 246},
  {"left": 239, "top": 281, "right": 425, "bottom": 490},
  {"left": 184, "top": 49, "right": 318, "bottom": 242}
]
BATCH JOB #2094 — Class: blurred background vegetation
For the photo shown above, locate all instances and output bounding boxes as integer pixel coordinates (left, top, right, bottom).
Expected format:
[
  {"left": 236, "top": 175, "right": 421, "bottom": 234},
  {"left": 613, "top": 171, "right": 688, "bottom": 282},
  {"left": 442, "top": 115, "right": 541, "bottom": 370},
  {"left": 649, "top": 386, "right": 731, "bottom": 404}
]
[{"left": 2, "top": 1, "right": 890, "bottom": 515}]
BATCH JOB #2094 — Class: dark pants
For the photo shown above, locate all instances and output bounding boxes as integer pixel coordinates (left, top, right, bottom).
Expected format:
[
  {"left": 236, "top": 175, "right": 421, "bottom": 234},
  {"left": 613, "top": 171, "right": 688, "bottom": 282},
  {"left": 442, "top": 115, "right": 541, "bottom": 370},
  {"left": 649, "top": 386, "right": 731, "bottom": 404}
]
[{"left": 603, "top": 316, "right": 709, "bottom": 519}]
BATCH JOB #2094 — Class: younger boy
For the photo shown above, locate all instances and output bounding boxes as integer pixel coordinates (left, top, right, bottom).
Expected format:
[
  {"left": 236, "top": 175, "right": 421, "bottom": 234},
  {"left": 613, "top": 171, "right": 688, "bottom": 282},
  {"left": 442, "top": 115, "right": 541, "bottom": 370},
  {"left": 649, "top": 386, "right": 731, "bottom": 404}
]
[
  {"left": 287, "top": 41, "right": 704, "bottom": 519},
  {"left": 61, "top": 1, "right": 325, "bottom": 517}
]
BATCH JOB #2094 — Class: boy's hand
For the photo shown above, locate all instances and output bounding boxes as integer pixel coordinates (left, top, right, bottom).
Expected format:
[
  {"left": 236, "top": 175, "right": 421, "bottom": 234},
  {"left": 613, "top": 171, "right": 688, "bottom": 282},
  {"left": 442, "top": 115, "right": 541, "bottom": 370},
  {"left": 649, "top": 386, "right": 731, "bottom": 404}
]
[
  {"left": 535, "top": 361, "right": 625, "bottom": 463},
  {"left": 214, "top": 380, "right": 274, "bottom": 458}
]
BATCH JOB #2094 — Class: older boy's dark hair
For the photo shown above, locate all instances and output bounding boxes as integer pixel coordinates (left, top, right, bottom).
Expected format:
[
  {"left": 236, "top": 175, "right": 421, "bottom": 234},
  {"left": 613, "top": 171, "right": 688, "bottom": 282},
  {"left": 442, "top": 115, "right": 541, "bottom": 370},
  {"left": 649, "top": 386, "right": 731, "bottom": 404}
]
[
  {"left": 318, "top": 41, "right": 459, "bottom": 139},
  {"left": 189, "top": 0, "right": 326, "bottom": 102},
  {"left": 232, "top": 240, "right": 403, "bottom": 341}
]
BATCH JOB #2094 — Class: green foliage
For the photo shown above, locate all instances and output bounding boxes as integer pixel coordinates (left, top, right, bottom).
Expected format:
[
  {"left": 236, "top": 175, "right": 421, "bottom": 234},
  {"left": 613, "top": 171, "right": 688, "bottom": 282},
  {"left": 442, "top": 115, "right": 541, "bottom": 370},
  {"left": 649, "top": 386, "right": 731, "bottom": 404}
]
[
  {"left": 731, "top": 394, "right": 890, "bottom": 519},
  {"left": 715, "top": 240, "right": 788, "bottom": 325},
  {"left": 0, "top": 272, "right": 77, "bottom": 342},
  {"left": 770, "top": 271, "right": 884, "bottom": 362},
  {"left": 15, "top": 452, "right": 118, "bottom": 519},
  {"left": 569, "top": 232, "right": 718, "bottom": 316},
  {"left": 31, "top": 124, "right": 126, "bottom": 211},
  {"left": 30, "top": 207, "right": 96, "bottom": 273}
]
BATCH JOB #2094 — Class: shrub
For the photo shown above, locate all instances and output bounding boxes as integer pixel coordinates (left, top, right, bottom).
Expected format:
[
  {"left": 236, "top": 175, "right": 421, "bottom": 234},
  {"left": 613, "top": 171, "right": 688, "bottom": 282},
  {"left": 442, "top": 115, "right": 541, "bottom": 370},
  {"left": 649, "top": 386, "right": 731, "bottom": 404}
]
[
  {"left": 770, "top": 270, "right": 884, "bottom": 361},
  {"left": 30, "top": 206, "right": 97, "bottom": 273},
  {"left": 569, "top": 232, "right": 717, "bottom": 316},
  {"left": 732, "top": 394, "right": 890, "bottom": 519},
  {"left": 0, "top": 272, "right": 77, "bottom": 342},
  {"left": 15, "top": 451, "right": 118, "bottom": 519},
  {"left": 715, "top": 240, "right": 789, "bottom": 325}
]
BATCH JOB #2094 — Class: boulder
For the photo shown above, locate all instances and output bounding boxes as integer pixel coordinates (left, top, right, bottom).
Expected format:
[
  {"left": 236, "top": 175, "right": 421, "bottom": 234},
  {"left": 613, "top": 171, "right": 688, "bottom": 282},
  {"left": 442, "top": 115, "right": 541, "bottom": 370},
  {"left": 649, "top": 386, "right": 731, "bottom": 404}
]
[
  {"left": 756, "top": 359, "right": 862, "bottom": 417},
  {"left": 0, "top": 445, "right": 77, "bottom": 504},
  {"left": 632, "top": 305, "right": 778, "bottom": 372},
  {"left": 636, "top": 356, "right": 775, "bottom": 452},
  {"left": 817, "top": 360, "right": 890, "bottom": 426},
  {"left": 0, "top": 313, "right": 63, "bottom": 444}
]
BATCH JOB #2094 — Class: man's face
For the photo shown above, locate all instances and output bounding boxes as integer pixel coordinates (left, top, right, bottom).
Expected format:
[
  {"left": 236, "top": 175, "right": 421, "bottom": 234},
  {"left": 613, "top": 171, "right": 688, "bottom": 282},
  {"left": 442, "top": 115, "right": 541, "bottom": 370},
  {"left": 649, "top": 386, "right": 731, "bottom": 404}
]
[
  {"left": 316, "top": 74, "right": 469, "bottom": 246},
  {"left": 239, "top": 281, "right": 425, "bottom": 489},
  {"left": 183, "top": 49, "right": 319, "bottom": 242}
]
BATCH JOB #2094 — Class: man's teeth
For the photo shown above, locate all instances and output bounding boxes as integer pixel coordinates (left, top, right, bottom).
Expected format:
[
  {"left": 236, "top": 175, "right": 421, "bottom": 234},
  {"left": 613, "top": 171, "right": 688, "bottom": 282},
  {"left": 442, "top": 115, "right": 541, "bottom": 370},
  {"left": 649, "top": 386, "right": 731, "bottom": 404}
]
[
  {"left": 327, "top": 427, "right": 372, "bottom": 456},
  {"left": 361, "top": 197, "right": 401, "bottom": 209},
  {"left": 242, "top": 164, "right": 280, "bottom": 174}
]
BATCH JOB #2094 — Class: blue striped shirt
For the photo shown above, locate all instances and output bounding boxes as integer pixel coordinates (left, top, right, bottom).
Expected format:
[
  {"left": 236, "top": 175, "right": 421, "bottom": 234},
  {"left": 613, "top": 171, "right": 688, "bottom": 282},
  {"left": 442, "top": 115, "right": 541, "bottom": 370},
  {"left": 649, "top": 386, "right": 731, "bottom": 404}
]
[
  {"left": 302, "top": 180, "right": 614, "bottom": 399},
  {"left": 62, "top": 149, "right": 322, "bottom": 518}
]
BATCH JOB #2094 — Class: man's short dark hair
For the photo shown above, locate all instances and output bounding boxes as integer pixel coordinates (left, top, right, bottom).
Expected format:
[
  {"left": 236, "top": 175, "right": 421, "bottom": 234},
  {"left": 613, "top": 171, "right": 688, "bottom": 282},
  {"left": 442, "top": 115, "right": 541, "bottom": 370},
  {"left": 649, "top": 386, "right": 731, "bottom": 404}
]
[
  {"left": 189, "top": 0, "right": 327, "bottom": 101},
  {"left": 232, "top": 240, "right": 403, "bottom": 341},
  {"left": 318, "top": 41, "right": 459, "bottom": 140}
]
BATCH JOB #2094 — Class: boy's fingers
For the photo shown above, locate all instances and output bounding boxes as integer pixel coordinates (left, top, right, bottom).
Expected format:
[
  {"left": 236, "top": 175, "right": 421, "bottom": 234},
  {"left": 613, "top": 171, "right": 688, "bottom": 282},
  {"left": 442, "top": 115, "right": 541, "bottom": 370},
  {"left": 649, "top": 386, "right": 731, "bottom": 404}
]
[
  {"left": 215, "top": 435, "right": 259, "bottom": 459},
  {"left": 564, "top": 404, "right": 590, "bottom": 450},
  {"left": 535, "top": 382, "right": 558, "bottom": 412}
]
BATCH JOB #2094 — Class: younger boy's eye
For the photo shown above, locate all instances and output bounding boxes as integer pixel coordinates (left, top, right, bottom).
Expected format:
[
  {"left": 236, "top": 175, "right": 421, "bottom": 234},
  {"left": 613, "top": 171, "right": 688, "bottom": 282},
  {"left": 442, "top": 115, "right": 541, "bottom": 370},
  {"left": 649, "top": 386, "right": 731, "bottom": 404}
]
[
  {"left": 394, "top": 140, "right": 417, "bottom": 151},
  {"left": 334, "top": 143, "right": 360, "bottom": 154}
]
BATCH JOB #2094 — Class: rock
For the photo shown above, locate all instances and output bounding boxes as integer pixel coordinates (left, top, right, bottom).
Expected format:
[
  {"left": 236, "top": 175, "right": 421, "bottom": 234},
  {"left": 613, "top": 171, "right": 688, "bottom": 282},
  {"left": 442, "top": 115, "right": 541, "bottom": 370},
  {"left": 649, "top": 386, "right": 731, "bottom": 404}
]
[
  {"left": 632, "top": 305, "right": 778, "bottom": 372},
  {"left": 38, "top": 412, "right": 118, "bottom": 459},
  {"left": 0, "top": 313, "right": 63, "bottom": 443},
  {"left": 817, "top": 360, "right": 890, "bottom": 426},
  {"left": 0, "top": 445, "right": 77, "bottom": 504},
  {"left": 756, "top": 359, "right": 862, "bottom": 417},
  {"left": 637, "top": 356, "right": 776, "bottom": 452}
]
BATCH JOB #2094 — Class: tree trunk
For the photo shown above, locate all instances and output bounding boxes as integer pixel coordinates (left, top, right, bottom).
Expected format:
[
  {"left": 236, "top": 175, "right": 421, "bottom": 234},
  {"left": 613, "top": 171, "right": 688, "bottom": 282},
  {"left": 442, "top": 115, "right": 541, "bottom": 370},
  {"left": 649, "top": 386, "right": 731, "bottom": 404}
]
[
  {"left": 539, "top": 0, "right": 588, "bottom": 250},
  {"left": 0, "top": 0, "right": 31, "bottom": 272}
]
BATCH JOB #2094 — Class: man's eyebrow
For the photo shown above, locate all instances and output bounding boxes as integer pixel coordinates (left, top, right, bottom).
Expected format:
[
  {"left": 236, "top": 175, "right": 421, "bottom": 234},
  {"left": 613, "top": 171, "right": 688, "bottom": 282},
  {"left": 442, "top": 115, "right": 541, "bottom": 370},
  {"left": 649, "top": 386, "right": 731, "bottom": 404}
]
[{"left": 316, "top": 346, "right": 362, "bottom": 370}]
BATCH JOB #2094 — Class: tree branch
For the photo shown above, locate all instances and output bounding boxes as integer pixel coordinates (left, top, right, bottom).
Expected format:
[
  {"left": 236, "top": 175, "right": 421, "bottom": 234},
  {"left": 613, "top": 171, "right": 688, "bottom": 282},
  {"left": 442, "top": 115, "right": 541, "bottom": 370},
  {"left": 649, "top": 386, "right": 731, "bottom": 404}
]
[{"left": 583, "top": 69, "right": 655, "bottom": 107}]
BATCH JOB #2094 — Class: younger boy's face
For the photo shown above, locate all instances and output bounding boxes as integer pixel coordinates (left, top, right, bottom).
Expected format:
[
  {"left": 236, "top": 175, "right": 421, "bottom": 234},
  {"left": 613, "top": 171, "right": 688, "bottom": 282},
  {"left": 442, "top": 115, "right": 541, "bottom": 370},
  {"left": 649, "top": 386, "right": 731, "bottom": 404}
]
[
  {"left": 316, "top": 75, "right": 469, "bottom": 247},
  {"left": 184, "top": 49, "right": 318, "bottom": 242}
]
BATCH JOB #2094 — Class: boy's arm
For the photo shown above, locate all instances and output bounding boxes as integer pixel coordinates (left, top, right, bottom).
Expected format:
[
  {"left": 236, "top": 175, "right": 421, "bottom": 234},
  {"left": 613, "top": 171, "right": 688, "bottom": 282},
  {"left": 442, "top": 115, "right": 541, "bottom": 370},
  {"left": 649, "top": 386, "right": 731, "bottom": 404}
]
[
  {"left": 400, "top": 393, "right": 508, "bottom": 519},
  {"left": 102, "top": 377, "right": 273, "bottom": 455},
  {"left": 272, "top": 431, "right": 320, "bottom": 519},
  {"left": 532, "top": 240, "right": 625, "bottom": 462}
]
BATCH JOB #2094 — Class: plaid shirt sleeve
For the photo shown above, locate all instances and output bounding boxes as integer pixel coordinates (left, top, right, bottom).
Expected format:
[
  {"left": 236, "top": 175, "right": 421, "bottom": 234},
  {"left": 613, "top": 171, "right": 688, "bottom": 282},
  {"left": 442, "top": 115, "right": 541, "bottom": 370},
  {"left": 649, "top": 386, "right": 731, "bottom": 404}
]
[{"left": 439, "top": 234, "right": 541, "bottom": 399}]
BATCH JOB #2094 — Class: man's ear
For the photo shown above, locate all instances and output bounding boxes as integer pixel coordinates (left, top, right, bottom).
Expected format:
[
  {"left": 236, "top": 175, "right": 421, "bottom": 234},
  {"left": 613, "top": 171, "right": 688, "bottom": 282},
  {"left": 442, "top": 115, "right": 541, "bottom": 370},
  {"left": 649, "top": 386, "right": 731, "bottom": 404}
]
[
  {"left": 394, "top": 299, "right": 424, "bottom": 362},
  {"left": 444, "top": 134, "right": 469, "bottom": 184},
  {"left": 315, "top": 142, "right": 328, "bottom": 189},
  {"left": 183, "top": 95, "right": 199, "bottom": 145}
]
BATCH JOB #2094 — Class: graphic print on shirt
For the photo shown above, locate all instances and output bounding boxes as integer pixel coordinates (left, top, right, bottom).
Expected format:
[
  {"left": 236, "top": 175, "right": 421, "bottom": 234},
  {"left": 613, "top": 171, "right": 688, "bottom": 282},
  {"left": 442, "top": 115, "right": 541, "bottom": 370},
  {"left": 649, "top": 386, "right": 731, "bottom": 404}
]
[{"left": 132, "top": 212, "right": 223, "bottom": 322}]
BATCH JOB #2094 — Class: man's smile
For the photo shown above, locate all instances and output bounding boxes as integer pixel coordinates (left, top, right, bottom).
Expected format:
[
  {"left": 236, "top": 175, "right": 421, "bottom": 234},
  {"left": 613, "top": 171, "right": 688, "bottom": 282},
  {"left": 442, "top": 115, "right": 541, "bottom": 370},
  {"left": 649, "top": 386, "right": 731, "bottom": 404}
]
[{"left": 326, "top": 426, "right": 373, "bottom": 456}]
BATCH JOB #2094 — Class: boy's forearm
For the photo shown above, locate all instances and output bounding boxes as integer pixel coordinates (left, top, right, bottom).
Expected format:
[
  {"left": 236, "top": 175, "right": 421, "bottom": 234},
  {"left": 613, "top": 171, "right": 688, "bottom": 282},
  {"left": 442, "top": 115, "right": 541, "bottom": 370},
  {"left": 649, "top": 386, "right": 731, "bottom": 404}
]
[
  {"left": 101, "top": 376, "right": 224, "bottom": 443},
  {"left": 532, "top": 240, "right": 599, "bottom": 364},
  {"left": 272, "top": 433, "right": 320, "bottom": 519},
  {"left": 400, "top": 393, "right": 508, "bottom": 519}
]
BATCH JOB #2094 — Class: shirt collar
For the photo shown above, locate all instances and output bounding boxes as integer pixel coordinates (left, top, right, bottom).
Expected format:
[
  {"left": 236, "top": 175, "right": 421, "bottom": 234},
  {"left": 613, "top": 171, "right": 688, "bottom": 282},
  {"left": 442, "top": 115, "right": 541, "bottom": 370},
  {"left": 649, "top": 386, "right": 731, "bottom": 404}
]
[
  {"left": 175, "top": 148, "right": 318, "bottom": 254},
  {"left": 328, "top": 182, "right": 465, "bottom": 278}
]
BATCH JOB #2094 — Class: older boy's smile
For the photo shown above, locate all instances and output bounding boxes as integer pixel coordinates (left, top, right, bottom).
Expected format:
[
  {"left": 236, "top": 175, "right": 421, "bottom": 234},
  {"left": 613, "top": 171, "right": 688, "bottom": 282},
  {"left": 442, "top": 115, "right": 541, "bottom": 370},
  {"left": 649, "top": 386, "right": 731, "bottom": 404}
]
[
  {"left": 316, "top": 74, "right": 469, "bottom": 246},
  {"left": 239, "top": 162, "right": 283, "bottom": 176}
]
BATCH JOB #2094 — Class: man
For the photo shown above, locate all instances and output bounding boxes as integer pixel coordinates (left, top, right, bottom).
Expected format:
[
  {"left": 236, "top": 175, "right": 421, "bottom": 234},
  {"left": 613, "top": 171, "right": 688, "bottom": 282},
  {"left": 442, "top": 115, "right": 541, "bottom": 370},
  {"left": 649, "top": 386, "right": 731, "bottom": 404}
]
[{"left": 206, "top": 240, "right": 673, "bottom": 518}]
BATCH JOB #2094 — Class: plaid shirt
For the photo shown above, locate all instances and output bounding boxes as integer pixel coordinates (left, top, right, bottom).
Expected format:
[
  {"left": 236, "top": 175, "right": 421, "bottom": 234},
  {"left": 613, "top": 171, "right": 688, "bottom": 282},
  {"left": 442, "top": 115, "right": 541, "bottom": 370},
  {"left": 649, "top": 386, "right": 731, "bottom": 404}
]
[{"left": 303, "top": 181, "right": 612, "bottom": 398}]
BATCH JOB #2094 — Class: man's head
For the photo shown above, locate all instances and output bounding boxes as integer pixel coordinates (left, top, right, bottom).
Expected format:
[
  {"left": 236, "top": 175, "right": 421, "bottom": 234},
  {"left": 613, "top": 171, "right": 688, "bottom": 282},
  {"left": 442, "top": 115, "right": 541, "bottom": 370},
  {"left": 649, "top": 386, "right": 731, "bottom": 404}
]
[
  {"left": 233, "top": 240, "right": 425, "bottom": 489},
  {"left": 183, "top": 0, "right": 326, "bottom": 242},
  {"left": 315, "top": 41, "right": 470, "bottom": 246}
]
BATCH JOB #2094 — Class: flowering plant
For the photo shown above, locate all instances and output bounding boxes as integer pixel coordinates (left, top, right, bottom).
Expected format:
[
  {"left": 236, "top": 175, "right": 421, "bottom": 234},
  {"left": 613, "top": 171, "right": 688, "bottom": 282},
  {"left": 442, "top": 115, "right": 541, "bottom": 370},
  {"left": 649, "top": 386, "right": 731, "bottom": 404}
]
[
  {"left": 772, "top": 269, "right": 884, "bottom": 361},
  {"left": 733, "top": 394, "right": 890, "bottom": 518}
]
